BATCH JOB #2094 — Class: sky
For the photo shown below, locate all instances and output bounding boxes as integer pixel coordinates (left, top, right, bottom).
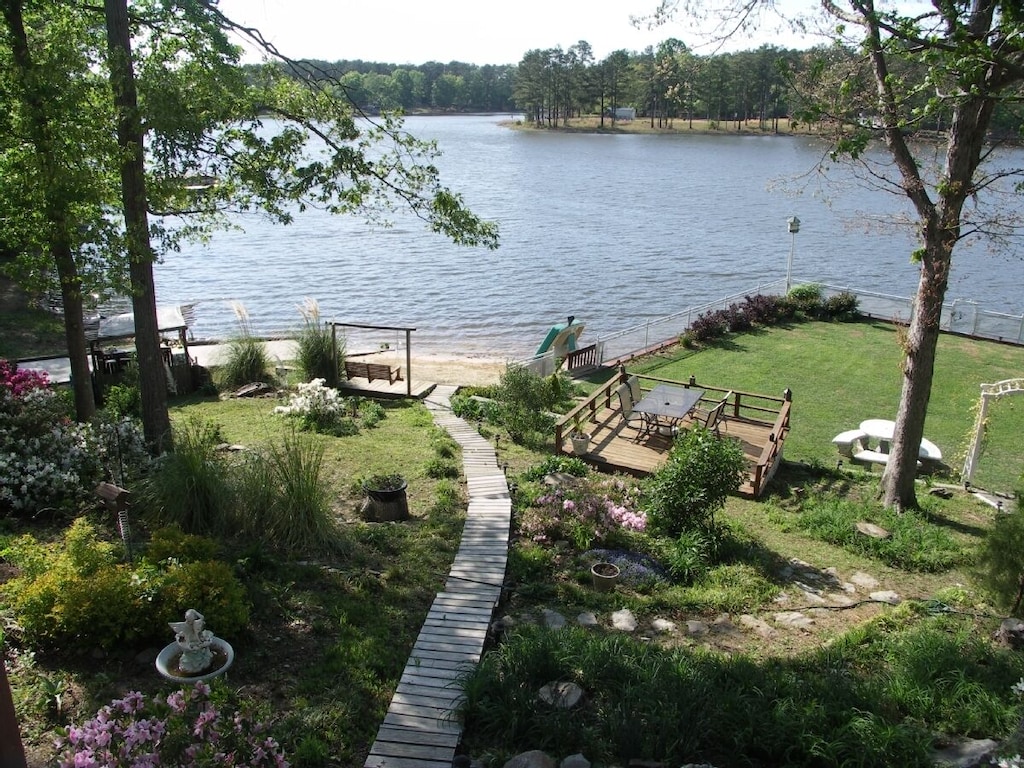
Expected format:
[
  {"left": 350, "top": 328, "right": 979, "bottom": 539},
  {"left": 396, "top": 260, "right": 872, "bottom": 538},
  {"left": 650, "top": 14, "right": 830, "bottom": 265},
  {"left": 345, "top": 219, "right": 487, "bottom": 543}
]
[{"left": 213, "top": 0, "right": 817, "bottom": 67}]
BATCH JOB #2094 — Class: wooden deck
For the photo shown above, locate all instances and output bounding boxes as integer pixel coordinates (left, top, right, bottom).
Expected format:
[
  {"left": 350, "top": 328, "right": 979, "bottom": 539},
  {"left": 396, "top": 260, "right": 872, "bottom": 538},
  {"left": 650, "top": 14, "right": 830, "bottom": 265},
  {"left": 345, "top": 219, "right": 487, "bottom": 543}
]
[
  {"left": 338, "top": 376, "right": 436, "bottom": 400},
  {"left": 364, "top": 385, "right": 510, "bottom": 768},
  {"left": 557, "top": 371, "right": 791, "bottom": 498},
  {"left": 559, "top": 406, "right": 776, "bottom": 497}
]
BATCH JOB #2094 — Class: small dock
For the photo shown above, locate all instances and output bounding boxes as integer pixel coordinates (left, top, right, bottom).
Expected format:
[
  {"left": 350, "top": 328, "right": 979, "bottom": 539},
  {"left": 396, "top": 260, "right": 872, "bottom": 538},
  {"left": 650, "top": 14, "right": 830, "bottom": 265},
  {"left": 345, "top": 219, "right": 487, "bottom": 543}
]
[{"left": 364, "top": 385, "right": 510, "bottom": 768}]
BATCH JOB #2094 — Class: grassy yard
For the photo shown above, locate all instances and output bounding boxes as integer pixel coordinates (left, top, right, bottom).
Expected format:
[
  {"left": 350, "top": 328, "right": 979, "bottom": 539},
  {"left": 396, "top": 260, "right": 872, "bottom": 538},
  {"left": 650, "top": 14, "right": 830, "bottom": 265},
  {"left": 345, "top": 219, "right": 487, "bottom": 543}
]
[{"left": 622, "top": 318, "right": 1024, "bottom": 492}]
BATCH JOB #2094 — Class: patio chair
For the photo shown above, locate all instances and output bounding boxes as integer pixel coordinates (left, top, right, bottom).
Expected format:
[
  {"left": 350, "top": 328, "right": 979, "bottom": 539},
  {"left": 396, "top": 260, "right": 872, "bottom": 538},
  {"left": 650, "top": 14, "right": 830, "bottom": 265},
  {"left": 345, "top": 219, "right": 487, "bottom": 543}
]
[
  {"left": 626, "top": 375, "right": 642, "bottom": 405},
  {"left": 616, "top": 384, "right": 648, "bottom": 439},
  {"left": 702, "top": 399, "right": 727, "bottom": 435}
]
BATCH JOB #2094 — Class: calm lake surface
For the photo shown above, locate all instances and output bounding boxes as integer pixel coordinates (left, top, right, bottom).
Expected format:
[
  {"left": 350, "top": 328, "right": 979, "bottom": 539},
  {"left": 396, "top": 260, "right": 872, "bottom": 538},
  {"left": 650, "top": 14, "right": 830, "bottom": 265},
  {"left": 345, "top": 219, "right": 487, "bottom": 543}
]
[{"left": 154, "top": 115, "right": 1024, "bottom": 357}]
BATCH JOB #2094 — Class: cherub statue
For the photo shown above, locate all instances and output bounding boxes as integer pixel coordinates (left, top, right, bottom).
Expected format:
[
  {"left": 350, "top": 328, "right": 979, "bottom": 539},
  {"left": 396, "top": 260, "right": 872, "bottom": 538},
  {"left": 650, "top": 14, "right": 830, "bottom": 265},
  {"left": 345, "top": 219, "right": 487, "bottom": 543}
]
[{"left": 169, "top": 608, "right": 213, "bottom": 673}]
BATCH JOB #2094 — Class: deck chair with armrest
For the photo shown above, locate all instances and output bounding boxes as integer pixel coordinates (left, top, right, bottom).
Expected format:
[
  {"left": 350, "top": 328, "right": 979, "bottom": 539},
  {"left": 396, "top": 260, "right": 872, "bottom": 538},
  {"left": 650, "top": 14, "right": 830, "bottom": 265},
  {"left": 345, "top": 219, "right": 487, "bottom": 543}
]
[
  {"left": 615, "top": 384, "right": 649, "bottom": 440},
  {"left": 702, "top": 399, "right": 727, "bottom": 435}
]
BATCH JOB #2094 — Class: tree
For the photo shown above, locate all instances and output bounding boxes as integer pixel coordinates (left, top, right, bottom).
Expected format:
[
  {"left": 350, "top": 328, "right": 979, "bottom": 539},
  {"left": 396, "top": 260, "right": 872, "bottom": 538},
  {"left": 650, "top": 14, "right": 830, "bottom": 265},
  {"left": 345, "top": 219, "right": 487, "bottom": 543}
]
[
  {"left": 2, "top": 1, "right": 499, "bottom": 449},
  {"left": 653, "top": 0, "right": 1024, "bottom": 509}
]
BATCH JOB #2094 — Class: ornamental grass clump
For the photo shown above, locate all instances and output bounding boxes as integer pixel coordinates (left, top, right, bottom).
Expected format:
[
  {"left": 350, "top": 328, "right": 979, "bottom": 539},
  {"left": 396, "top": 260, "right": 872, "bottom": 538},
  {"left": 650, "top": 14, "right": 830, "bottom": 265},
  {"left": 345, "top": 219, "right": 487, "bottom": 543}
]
[
  {"left": 221, "top": 302, "right": 271, "bottom": 389},
  {"left": 295, "top": 298, "right": 343, "bottom": 387},
  {"left": 56, "top": 681, "right": 288, "bottom": 768}
]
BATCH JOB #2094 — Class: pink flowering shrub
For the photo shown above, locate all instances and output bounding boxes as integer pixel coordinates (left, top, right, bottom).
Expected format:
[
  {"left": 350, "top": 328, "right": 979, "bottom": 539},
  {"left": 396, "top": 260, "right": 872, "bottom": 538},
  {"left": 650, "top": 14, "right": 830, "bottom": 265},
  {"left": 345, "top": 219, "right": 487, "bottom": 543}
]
[
  {"left": 517, "top": 478, "right": 645, "bottom": 550},
  {"left": 0, "top": 359, "right": 50, "bottom": 398},
  {"left": 57, "top": 681, "right": 288, "bottom": 768}
]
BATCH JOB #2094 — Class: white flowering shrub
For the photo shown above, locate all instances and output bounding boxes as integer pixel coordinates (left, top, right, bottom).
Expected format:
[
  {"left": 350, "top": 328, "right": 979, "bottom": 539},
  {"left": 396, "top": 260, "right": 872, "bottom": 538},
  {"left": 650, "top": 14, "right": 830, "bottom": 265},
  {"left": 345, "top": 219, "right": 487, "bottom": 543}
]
[{"left": 273, "top": 378, "right": 357, "bottom": 436}]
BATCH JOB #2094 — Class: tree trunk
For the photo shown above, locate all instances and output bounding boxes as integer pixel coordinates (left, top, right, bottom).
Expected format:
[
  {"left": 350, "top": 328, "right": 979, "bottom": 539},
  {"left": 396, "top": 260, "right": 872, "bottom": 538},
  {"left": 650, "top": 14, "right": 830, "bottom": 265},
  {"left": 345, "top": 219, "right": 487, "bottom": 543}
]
[
  {"left": 103, "top": 0, "right": 171, "bottom": 453},
  {"left": 880, "top": 244, "right": 949, "bottom": 509},
  {"left": 2, "top": 0, "right": 96, "bottom": 422}
]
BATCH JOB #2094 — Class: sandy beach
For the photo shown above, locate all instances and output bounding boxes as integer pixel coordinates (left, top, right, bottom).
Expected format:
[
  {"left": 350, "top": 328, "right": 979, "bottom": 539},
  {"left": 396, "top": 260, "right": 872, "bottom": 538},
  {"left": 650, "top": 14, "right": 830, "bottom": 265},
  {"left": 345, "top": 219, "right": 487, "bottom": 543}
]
[{"left": 188, "top": 340, "right": 509, "bottom": 388}]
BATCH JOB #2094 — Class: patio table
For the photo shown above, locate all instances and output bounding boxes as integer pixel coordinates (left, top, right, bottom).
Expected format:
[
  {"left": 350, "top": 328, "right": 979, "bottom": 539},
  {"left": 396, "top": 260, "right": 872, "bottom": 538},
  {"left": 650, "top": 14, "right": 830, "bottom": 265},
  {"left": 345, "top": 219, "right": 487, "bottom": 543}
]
[{"left": 634, "top": 384, "right": 705, "bottom": 436}]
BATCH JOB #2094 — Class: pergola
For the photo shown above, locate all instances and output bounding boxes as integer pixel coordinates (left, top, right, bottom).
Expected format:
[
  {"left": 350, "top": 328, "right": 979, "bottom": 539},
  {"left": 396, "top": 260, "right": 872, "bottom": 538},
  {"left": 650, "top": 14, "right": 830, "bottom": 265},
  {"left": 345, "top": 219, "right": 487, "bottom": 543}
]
[{"left": 327, "top": 321, "right": 416, "bottom": 397}]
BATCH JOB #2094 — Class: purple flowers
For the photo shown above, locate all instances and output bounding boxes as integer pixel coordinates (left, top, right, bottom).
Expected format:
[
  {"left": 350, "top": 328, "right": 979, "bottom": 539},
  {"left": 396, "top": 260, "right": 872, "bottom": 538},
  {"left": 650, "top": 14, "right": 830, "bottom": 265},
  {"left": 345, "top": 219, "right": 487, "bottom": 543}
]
[
  {"left": 56, "top": 682, "right": 288, "bottom": 767},
  {"left": 517, "top": 480, "right": 646, "bottom": 548}
]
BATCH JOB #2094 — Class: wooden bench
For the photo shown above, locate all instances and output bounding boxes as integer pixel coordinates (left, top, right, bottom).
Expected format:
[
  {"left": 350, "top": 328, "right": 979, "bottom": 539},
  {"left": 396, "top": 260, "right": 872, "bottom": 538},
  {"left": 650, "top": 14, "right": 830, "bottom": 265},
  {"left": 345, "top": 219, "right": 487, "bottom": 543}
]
[{"left": 344, "top": 360, "right": 402, "bottom": 384}]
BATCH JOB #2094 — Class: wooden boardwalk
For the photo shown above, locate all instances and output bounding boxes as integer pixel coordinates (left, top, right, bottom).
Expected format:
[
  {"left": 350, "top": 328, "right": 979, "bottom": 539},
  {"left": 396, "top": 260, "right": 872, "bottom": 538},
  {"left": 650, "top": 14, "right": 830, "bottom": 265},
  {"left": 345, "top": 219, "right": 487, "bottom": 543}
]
[{"left": 364, "top": 385, "right": 510, "bottom": 768}]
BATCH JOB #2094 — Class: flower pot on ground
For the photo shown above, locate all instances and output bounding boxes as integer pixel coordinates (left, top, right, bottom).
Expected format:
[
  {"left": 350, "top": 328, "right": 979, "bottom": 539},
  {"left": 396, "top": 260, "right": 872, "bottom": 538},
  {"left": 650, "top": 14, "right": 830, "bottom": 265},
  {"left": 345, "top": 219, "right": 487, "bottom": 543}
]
[
  {"left": 591, "top": 561, "right": 620, "bottom": 591},
  {"left": 362, "top": 473, "right": 409, "bottom": 521},
  {"left": 570, "top": 431, "right": 591, "bottom": 455}
]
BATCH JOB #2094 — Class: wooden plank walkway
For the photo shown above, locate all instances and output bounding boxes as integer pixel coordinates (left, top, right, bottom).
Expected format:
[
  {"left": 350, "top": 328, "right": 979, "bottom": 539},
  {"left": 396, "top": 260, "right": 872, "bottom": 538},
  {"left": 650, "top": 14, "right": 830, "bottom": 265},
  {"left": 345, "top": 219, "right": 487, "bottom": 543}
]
[{"left": 365, "top": 385, "right": 510, "bottom": 768}]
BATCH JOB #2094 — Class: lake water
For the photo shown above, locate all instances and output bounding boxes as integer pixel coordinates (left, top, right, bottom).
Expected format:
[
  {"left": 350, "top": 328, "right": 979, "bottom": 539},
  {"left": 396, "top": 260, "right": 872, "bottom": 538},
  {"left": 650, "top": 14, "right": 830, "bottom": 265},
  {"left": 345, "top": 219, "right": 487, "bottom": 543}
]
[{"left": 154, "top": 115, "right": 1024, "bottom": 357}]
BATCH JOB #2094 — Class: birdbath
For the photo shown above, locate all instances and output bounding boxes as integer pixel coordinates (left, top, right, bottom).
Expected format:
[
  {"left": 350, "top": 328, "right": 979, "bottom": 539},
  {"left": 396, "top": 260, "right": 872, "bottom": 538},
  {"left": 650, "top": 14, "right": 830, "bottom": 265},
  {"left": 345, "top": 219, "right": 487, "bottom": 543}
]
[{"left": 155, "top": 609, "right": 234, "bottom": 683}]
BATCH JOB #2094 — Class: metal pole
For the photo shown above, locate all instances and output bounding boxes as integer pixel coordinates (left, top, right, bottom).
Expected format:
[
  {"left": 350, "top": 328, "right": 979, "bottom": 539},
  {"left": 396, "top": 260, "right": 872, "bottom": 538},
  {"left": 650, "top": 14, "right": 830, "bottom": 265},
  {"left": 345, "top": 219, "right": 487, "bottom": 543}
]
[{"left": 786, "top": 231, "right": 795, "bottom": 292}]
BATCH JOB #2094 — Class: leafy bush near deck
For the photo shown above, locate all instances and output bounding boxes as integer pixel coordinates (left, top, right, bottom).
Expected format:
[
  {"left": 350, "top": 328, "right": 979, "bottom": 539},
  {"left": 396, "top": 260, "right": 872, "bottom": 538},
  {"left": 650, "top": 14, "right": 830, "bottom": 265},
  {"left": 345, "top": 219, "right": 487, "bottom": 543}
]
[{"left": 644, "top": 427, "right": 747, "bottom": 537}]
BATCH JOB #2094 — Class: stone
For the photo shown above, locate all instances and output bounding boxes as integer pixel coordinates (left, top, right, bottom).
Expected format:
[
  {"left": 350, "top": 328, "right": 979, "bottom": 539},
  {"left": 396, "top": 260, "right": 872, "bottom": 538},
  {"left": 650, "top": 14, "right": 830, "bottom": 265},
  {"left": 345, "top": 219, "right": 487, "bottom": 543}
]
[
  {"left": 542, "top": 609, "right": 567, "bottom": 630},
  {"left": 612, "top": 609, "right": 638, "bottom": 632},
  {"left": 576, "top": 612, "right": 599, "bottom": 627},
  {"left": 774, "top": 611, "right": 815, "bottom": 629},
  {"left": 560, "top": 754, "right": 591, "bottom": 768},
  {"left": 856, "top": 521, "right": 891, "bottom": 539},
  {"left": 504, "top": 750, "right": 557, "bottom": 768},
  {"left": 739, "top": 614, "right": 777, "bottom": 639},
  {"left": 870, "top": 590, "right": 901, "bottom": 604},
  {"left": 929, "top": 486, "right": 955, "bottom": 499},
  {"left": 850, "top": 571, "right": 880, "bottom": 590},
  {"left": 685, "top": 620, "right": 709, "bottom": 636},
  {"left": 931, "top": 738, "right": 998, "bottom": 767},
  {"left": 994, "top": 617, "right": 1024, "bottom": 649},
  {"left": 538, "top": 681, "right": 584, "bottom": 709},
  {"left": 651, "top": 618, "right": 676, "bottom": 633}
]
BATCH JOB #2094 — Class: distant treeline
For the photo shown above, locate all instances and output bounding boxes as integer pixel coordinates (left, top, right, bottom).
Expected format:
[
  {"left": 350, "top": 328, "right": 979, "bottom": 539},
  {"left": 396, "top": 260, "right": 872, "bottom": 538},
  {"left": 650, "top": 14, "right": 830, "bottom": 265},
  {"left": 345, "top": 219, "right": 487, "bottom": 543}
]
[{"left": 256, "top": 40, "right": 1024, "bottom": 136}]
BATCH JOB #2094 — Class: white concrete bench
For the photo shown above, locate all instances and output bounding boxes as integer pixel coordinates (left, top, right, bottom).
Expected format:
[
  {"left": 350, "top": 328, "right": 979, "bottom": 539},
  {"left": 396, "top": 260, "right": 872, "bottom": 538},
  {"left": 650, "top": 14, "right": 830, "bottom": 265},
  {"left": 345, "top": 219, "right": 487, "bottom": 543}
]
[
  {"left": 832, "top": 429, "right": 868, "bottom": 458},
  {"left": 853, "top": 448, "right": 889, "bottom": 466},
  {"left": 918, "top": 438, "right": 942, "bottom": 462}
]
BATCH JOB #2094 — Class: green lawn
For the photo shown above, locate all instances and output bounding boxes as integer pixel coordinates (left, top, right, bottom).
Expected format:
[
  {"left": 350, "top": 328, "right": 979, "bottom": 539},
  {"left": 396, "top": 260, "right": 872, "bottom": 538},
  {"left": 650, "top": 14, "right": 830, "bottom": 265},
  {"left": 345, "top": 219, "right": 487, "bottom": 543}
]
[{"left": 623, "top": 319, "right": 1024, "bottom": 492}]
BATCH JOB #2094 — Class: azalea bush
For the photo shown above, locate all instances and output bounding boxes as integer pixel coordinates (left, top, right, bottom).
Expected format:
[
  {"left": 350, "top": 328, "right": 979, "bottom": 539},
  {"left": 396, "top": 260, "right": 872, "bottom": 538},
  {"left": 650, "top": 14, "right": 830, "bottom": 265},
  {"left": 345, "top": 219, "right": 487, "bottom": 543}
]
[
  {"left": 1, "top": 359, "right": 149, "bottom": 517},
  {"left": 56, "top": 681, "right": 288, "bottom": 768},
  {"left": 517, "top": 477, "right": 645, "bottom": 551}
]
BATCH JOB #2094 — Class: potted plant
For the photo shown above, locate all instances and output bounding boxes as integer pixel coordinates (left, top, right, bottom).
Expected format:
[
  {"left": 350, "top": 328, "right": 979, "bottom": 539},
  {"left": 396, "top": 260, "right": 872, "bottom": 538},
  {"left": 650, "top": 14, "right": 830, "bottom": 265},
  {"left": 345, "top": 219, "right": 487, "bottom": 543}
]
[
  {"left": 590, "top": 561, "right": 620, "bottom": 591},
  {"left": 362, "top": 473, "right": 409, "bottom": 521},
  {"left": 569, "top": 426, "right": 590, "bottom": 455}
]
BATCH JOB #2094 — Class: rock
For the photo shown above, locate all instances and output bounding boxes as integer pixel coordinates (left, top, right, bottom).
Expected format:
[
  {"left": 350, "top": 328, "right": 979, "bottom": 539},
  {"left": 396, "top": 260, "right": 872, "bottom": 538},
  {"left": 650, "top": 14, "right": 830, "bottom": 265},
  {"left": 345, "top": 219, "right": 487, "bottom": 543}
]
[
  {"left": 739, "top": 614, "right": 777, "bottom": 639},
  {"left": 650, "top": 617, "right": 676, "bottom": 633},
  {"left": 612, "top": 609, "right": 638, "bottom": 632},
  {"left": 543, "top": 472, "right": 581, "bottom": 489},
  {"left": 685, "top": 620, "right": 709, "bottom": 636},
  {"left": 560, "top": 754, "right": 591, "bottom": 768},
  {"left": 576, "top": 611, "right": 599, "bottom": 627},
  {"left": 541, "top": 609, "right": 567, "bottom": 630},
  {"left": 538, "top": 681, "right": 584, "bottom": 709},
  {"left": 503, "top": 749, "right": 557, "bottom": 768},
  {"left": 856, "top": 521, "right": 891, "bottom": 539},
  {"left": 870, "top": 590, "right": 901, "bottom": 604},
  {"left": 774, "top": 611, "right": 815, "bottom": 629},
  {"left": 929, "top": 487, "right": 955, "bottom": 499},
  {"left": 931, "top": 738, "right": 999, "bottom": 767},
  {"left": 850, "top": 571, "right": 880, "bottom": 590},
  {"left": 994, "top": 617, "right": 1024, "bottom": 649}
]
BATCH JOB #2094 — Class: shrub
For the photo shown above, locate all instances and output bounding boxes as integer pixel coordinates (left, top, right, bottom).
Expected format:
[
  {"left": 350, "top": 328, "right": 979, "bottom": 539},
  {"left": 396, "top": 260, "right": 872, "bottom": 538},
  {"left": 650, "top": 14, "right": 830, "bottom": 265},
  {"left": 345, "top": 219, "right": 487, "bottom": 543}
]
[
  {"left": 740, "top": 293, "right": 785, "bottom": 325},
  {"left": 220, "top": 302, "right": 270, "bottom": 388},
  {"left": 0, "top": 361, "right": 110, "bottom": 517},
  {"left": 296, "top": 298, "right": 344, "bottom": 387},
  {"left": 101, "top": 380, "right": 141, "bottom": 420},
  {"left": 644, "top": 427, "right": 747, "bottom": 537},
  {"left": 425, "top": 456, "right": 460, "bottom": 479},
  {"left": 274, "top": 378, "right": 356, "bottom": 436},
  {"left": 138, "top": 418, "right": 234, "bottom": 536},
  {"left": 823, "top": 290, "right": 860, "bottom": 320},
  {"left": 57, "top": 682, "right": 287, "bottom": 768},
  {"left": 786, "top": 283, "right": 824, "bottom": 317},
  {"left": 516, "top": 477, "right": 645, "bottom": 550},
  {"left": 688, "top": 308, "right": 729, "bottom": 344},
  {"left": 519, "top": 454, "right": 590, "bottom": 482},
  {"left": 493, "top": 364, "right": 557, "bottom": 445},
  {"left": 976, "top": 506, "right": 1024, "bottom": 615},
  {"left": 145, "top": 525, "right": 220, "bottom": 564},
  {"left": 1, "top": 518, "right": 250, "bottom": 649}
]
